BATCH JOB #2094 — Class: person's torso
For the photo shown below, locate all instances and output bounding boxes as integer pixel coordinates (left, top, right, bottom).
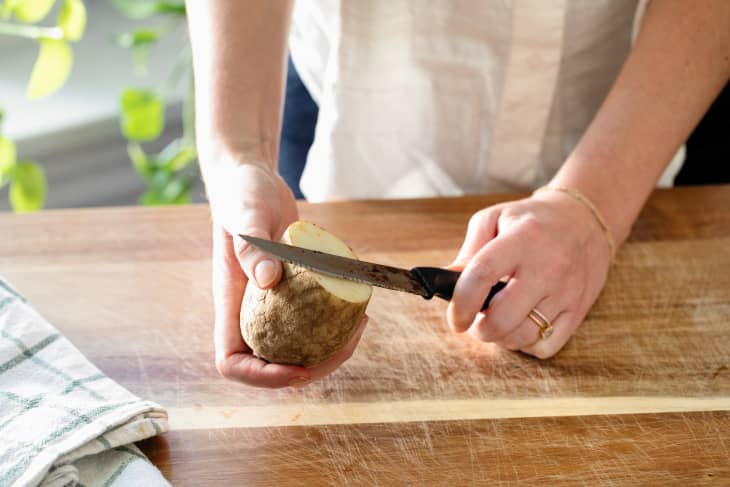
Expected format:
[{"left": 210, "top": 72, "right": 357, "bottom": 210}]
[{"left": 289, "top": 0, "right": 640, "bottom": 201}]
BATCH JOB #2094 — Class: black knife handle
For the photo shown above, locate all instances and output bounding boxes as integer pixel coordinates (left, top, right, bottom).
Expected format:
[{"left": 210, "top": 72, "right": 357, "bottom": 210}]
[{"left": 411, "top": 267, "right": 507, "bottom": 310}]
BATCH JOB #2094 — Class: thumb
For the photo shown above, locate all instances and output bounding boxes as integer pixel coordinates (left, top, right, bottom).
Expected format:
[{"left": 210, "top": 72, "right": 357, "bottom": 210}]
[
  {"left": 234, "top": 231, "right": 282, "bottom": 289},
  {"left": 222, "top": 206, "right": 284, "bottom": 290}
]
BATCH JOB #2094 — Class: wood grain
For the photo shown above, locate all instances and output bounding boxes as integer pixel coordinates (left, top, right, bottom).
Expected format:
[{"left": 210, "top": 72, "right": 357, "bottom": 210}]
[
  {"left": 165, "top": 396, "right": 730, "bottom": 430},
  {"left": 138, "top": 411, "right": 730, "bottom": 486},
  {"left": 1, "top": 185, "right": 729, "bottom": 485}
]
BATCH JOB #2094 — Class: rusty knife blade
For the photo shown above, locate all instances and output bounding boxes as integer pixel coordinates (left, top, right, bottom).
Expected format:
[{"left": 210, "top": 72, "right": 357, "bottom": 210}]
[{"left": 239, "top": 235, "right": 430, "bottom": 298}]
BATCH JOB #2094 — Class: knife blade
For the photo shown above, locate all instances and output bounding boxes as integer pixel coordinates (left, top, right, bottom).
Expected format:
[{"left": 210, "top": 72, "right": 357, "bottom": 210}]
[{"left": 240, "top": 235, "right": 506, "bottom": 310}]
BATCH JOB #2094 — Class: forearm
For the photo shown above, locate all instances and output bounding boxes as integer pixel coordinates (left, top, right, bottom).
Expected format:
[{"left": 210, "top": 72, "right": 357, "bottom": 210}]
[
  {"left": 186, "top": 0, "right": 293, "bottom": 172},
  {"left": 552, "top": 0, "right": 730, "bottom": 244}
]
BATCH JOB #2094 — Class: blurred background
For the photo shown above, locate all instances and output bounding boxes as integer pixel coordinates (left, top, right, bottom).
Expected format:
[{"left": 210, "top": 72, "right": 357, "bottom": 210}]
[
  {"left": 0, "top": 0, "right": 203, "bottom": 211},
  {"left": 0, "top": 0, "right": 727, "bottom": 213}
]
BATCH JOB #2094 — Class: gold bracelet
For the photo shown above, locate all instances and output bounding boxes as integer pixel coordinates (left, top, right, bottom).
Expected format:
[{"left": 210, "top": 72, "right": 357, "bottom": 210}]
[{"left": 535, "top": 185, "right": 617, "bottom": 262}]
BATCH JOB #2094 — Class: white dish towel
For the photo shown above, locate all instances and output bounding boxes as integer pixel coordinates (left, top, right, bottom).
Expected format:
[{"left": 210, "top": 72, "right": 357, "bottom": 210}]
[{"left": 0, "top": 279, "right": 170, "bottom": 487}]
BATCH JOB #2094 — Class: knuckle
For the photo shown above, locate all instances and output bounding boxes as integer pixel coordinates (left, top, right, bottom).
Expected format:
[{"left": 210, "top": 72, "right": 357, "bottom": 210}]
[
  {"left": 468, "top": 209, "right": 489, "bottom": 228},
  {"left": 500, "top": 205, "right": 519, "bottom": 220},
  {"left": 472, "top": 313, "right": 512, "bottom": 342},
  {"left": 517, "top": 215, "right": 543, "bottom": 238},
  {"left": 467, "top": 207, "right": 500, "bottom": 234},
  {"left": 235, "top": 240, "right": 256, "bottom": 261},
  {"left": 234, "top": 230, "right": 270, "bottom": 262}
]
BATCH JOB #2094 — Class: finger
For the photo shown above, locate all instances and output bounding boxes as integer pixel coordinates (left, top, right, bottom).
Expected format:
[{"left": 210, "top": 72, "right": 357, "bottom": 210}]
[
  {"left": 212, "top": 223, "right": 247, "bottom": 357},
  {"left": 450, "top": 206, "right": 502, "bottom": 268},
  {"left": 226, "top": 205, "right": 283, "bottom": 289},
  {"left": 498, "top": 320, "right": 541, "bottom": 351},
  {"left": 234, "top": 234, "right": 283, "bottom": 289},
  {"left": 221, "top": 317, "right": 370, "bottom": 388},
  {"left": 216, "top": 352, "right": 310, "bottom": 388},
  {"left": 307, "top": 316, "right": 369, "bottom": 382},
  {"left": 466, "top": 277, "right": 544, "bottom": 342},
  {"left": 498, "top": 296, "right": 562, "bottom": 351},
  {"left": 212, "top": 224, "right": 309, "bottom": 387},
  {"left": 447, "top": 235, "right": 520, "bottom": 333},
  {"left": 521, "top": 310, "right": 579, "bottom": 360}
]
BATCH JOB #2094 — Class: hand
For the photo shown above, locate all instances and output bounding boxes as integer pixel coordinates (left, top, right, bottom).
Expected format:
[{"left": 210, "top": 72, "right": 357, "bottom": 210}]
[
  {"left": 207, "top": 157, "right": 367, "bottom": 387},
  {"left": 446, "top": 190, "right": 612, "bottom": 358}
]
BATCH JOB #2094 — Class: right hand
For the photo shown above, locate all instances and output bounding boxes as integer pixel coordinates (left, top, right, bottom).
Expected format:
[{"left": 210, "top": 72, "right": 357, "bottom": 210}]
[{"left": 207, "top": 157, "right": 367, "bottom": 388}]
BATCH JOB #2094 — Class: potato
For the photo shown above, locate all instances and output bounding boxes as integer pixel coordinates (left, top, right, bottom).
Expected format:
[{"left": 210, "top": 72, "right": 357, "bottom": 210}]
[{"left": 240, "top": 221, "right": 372, "bottom": 367}]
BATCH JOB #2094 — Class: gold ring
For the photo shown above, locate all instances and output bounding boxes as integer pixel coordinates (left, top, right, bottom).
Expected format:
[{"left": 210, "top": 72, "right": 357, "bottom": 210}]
[{"left": 528, "top": 308, "right": 554, "bottom": 339}]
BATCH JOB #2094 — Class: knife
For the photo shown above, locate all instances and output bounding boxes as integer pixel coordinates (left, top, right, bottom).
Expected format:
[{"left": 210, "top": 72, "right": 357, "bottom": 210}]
[{"left": 240, "top": 235, "right": 506, "bottom": 310}]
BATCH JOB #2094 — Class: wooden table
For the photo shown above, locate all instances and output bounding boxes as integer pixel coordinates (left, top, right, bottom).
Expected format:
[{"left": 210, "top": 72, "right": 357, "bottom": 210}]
[{"left": 2, "top": 186, "right": 729, "bottom": 485}]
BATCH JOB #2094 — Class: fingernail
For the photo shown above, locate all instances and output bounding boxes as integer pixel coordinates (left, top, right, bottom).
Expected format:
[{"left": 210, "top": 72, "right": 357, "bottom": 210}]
[
  {"left": 255, "top": 259, "right": 277, "bottom": 287},
  {"left": 289, "top": 377, "right": 310, "bottom": 388}
]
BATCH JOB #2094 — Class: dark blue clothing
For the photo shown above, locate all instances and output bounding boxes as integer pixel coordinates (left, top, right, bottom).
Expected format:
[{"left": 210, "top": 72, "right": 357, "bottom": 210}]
[
  {"left": 279, "top": 57, "right": 319, "bottom": 199},
  {"left": 675, "top": 81, "right": 730, "bottom": 186}
]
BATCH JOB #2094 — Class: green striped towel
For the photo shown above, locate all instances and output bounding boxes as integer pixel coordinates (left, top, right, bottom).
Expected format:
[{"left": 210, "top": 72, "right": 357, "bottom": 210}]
[{"left": 0, "top": 279, "right": 170, "bottom": 487}]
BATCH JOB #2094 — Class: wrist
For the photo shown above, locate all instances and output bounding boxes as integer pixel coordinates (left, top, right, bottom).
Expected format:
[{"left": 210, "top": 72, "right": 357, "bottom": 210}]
[
  {"left": 534, "top": 186, "right": 617, "bottom": 262},
  {"left": 198, "top": 135, "right": 278, "bottom": 179},
  {"left": 205, "top": 161, "right": 283, "bottom": 232},
  {"left": 198, "top": 139, "right": 282, "bottom": 220},
  {"left": 549, "top": 161, "right": 639, "bottom": 246}
]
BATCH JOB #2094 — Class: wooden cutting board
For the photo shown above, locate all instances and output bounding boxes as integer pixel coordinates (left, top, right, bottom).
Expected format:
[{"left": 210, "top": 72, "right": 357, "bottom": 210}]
[{"left": 1, "top": 186, "right": 729, "bottom": 485}]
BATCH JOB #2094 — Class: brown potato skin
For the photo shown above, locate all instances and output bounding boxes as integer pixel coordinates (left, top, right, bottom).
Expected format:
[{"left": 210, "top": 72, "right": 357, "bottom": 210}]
[{"left": 240, "top": 262, "right": 369, "bottom": 367}]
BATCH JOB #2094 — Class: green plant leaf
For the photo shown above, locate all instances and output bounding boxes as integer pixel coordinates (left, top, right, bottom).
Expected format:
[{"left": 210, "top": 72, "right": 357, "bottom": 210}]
[
  {"left": 150, "top": 166, "right": 172, "bottom": 189},
  {"left": 0, "top": 136, "right": 17, "bottom": 186},
  {"left": 120, "top": 89, "right": 164, "bottom": 142},
  {"left": 140, "top": 175, "right": 190, "bottom": 205},
  {"left": 115, "top": 28, "right": 158, "bottom": 49},
  {"left": 27, "top": 39, "right": 72, "bottom": 99},
  {"left": 1, "top": 0, "right": 18, "bottom": 19},
  {"left": 170, "top": 189, "right": 193, "bottom": 205},
  {"left": 158, "top": 139, "right": 196, "bottom": 171},
  {"left": 110, "top": 0, "right": 185, "bottom": 19},
  {"left": 10, "top": 0, "right": 56, "bottom": 23},
  {"left": 0, "top": 107, "right": 4, "bottom": 129},
  {"left": 161, "top": 176, "right": 190, "bottom": 201},
  {"left": 153, "top": 0, "right": 185, "bottom": 16},
  {"left": 139, "top": 189, "right": 164, "bottom": 205},
  {"left": 115, "top": 29, "right": 159, "bottom": 75},
  {"left": 58, "top": 0, "right": 86, "bottom": 41},
  {"left": 169, "top": 189, "right": 191, "bottom": 204},
  {"left": 167, "top": 145, "right": 196, "bottom": 171},
  {"left": 127, "top": 142, "right": 156, "bottom": 182},
  {"left": 9, "top": 161, "right": 46, "bottom": 212}
]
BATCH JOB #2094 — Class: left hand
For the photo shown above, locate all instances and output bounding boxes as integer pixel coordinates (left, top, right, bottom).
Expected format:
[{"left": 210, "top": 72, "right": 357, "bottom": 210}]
[{"left": 447, "top": 190, "right": 612, "bottom": 358}]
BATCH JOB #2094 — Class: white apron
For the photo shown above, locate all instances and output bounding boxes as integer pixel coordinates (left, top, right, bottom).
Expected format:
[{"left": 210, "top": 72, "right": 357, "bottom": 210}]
[{"left": 289, "top": 0, "right": 675, "bottom": 202}]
